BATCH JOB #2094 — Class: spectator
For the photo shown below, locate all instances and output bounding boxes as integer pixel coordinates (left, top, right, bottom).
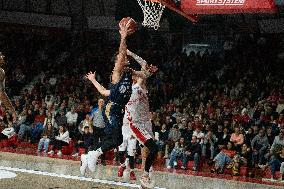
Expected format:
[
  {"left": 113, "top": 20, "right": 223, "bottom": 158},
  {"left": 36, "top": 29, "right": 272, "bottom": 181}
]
[
  {"left": 90, "top": 99, "right": 105, "bottom": 144},
  {"left": 43, "top": 112, "right": 55, "bottom": 129},
  {"left": 72, "top": 126, "right": 94, "bottom": 157},
  {"left": 267, "top": 126, "right": 275, "bottom": 146},
  {"left": 55, "top": 110, "right": 67, "bottom": 129},
  {"left": 90, "top": 99, "right": 106, "bottom": 164},
  {"left": 18, "top": 109, "right": 34, "bottom": 141},
  {"left": 270, "top": 129, "right": 284, "bottom": 155},
  {"left": 181, "top": 136, "right": 202, "bottom": 171},
  {"left": 251, "top": 129, "right": 269, "bottom": 166},
  {"left": 165, "top": 124, "right": 181, "bottom": 158},
  {"left": 78, "top": 114, "right": 93, "bottom": 134},
  {"left": 156, "top": 124, "right": 169, "bottom": 152},
  {"left": 192, "top": 127, "right": 205, "bottom": 144},
  {"left": 167, "top": 137, "right": 186, "bottom": 169},
  {"left": 203, "top": 130, "right": 217, "bottom": 160},
  {"left": 263, "top": 146, "right": 284, "bottom": 181},
  {"left": 65, "top": 107, "right": 78, "bottom": 138},
  {"left": 230, "top": 126, "right": 244, "bottom": 151},
  {"left": 48, "top": 125, "right": 69, "bottom": 157},
  {"left": 38, "top": 122, "right": 54, "bottom": 153},
  {"left": 211, "top": 141, "right": 236, "bottom": 174}
]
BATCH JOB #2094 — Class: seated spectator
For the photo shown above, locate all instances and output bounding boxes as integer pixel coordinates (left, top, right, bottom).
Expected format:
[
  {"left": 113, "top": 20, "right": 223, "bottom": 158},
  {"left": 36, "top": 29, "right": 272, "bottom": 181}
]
[
  {"left": 262, "top": 146, "right": 284, "bottom": 181},
  {"left": 165, "top": 124, "right": 181, "bottom": 158},
  {"left": 181, "top": 136, "right": 202, "bottom": 171},
  {"left": 228, "top": 143, "right": 252, "bottom": 176},
  {"left": 48, "top": 125, "right": 69, "bottom": 156},
  {"left": 55, "top": 110, "right": 67, "bottom": 129},
  {"left": 203, "top": 130, "right": 217, "bottom": 160},
  {"left": 78, "top": 114, "right": 93, "bottom": 135},
  {"left": 230, "top": 126, "right": 244, "bottom": 151},
  {"left": 267, "top": 126, "right": 275, "bottom": 146},
  {"left": 239, "top": 143, "right": 253, "bottom": 168},
  {"left": 251, "top": 129, "right": 269, "bottom": 166},
  {"left": 18, "top": 109, "right": 34, "bottom": 141},
  {"left": 72, "top": 126, "right": 94, "bottom": 157},
  {"left": 245, "top": 128, "right": 255, "bottom": 146},
  {"left": 0, "top": 121, "right": 15, "bottom": 141},
  {"left": 65, "top": 107, "right": 78, "bottom": 139},
  {"left": 43, "top": 112, "right": 55, "bottom": 128},
  {"left": 269, "top": 128, "right": 284, "bottom": 157},
  {"left": 156, "top": 124, "right": 169, "bottom": 152},
  {"left": 215, "top": 127, "right": 230, "bottom": 153},
  {"left": 30, "top": 109, "right": 46, "bottom": 143},
  {"left": 211, "top": 141, "right": 236, "bottom": 174},
  {"left": 192, "top": 126, "right": 205, "bottom": 144},
  {"left": 181, "top": 122, "right": 193, "bottom": 143},
  {"left": 167, "top": 137, "right": 186, "bottom": 169},
  {"left": 38, "top": 122, "right": 54, "bottom": 153}
]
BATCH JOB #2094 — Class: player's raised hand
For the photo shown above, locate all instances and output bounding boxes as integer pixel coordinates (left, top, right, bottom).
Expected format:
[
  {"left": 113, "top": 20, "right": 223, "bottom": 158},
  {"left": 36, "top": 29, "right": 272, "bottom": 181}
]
[
  {"left": 85, "top": 71, "right": 96, "bottom": 81},
  {"left": 119, "top": 19, "right": 132, "bottom": 38}
]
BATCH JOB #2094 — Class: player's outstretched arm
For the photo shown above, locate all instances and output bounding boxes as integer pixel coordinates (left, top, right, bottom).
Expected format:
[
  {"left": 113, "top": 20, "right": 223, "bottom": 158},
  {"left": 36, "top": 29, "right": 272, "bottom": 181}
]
[
  {"left": 0, "top": 69, "right": 17, "bottom": 122},
  {"left": 85, "top": 71, "right": 110, "bottom": 97},
  {"left": 112, "top": 22, "right": 131, "bottom": 84},
  {"left": 127, "top": 50, "right": 147, "bottom": 69}
]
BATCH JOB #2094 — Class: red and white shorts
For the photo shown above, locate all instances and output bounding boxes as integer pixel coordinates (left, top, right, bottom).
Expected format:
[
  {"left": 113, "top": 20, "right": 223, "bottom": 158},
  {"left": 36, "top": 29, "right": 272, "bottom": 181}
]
[{"left": 125, "top": 108, "right": 154, "bottom": 145}]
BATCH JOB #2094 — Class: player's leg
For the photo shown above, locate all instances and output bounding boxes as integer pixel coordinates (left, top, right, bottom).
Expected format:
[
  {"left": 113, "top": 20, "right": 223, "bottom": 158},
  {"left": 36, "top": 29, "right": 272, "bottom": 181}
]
[
  {"left": 118, "top": 138, "right": 128, "bottom": 177},
  {"left": 88, "top": 125, "right": 123, "bottom": 173},
  {"left": 129, "top": 123, "right": 157, "bottom": 188},
  {"left": 127, "top": 137, "right": 137, "bottom": 180},
  {"left": 80, "top": 153, "right": 88, "bottom": 176}
]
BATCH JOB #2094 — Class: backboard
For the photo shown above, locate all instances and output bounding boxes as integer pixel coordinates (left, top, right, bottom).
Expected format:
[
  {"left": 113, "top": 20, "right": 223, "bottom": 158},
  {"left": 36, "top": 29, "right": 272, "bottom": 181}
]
[{"left": 159, "top": 0, "right": 198, "bottom": 22}]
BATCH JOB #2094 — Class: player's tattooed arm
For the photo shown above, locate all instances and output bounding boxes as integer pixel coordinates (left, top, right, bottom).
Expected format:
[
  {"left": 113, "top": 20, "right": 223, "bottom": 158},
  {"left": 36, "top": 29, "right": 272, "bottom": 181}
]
[
  {"left": 112, "top": 23, "right": 130, "bottom": 84},
  {"left": 127, "top": 50, "right": 147, "bottom": 68},
  {"left": 85, "top": 71, "right": 110, "bottom": 97}
]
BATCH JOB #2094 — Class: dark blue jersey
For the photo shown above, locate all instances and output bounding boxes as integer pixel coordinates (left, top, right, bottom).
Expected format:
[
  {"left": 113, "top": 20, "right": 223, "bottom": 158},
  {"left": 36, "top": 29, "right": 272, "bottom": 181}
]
[
  {"left": 102, "top": 70, "right": 132, "bottom": 133},
  {"left": 108, "top": 71, "right": 132, "bottom": 106}
]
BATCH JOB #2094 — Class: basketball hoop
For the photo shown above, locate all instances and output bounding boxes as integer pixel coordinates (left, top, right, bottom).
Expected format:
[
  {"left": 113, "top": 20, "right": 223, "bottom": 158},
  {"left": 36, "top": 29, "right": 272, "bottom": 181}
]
[{"left": 137, "top": 0, "right": 165, "bottom": 30}]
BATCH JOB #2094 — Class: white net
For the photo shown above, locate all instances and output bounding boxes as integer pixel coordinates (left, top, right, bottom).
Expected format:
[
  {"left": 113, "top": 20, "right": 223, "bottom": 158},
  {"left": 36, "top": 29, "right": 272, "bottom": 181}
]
[{"left": 137, "top": 0, "right": 165, "bottom": 30}]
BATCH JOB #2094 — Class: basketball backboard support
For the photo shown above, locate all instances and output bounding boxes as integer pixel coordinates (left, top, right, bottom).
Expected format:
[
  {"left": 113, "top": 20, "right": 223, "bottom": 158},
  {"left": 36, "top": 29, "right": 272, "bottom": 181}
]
[{"left": 159, "top": 0, "right": 198, "bottom": 22}]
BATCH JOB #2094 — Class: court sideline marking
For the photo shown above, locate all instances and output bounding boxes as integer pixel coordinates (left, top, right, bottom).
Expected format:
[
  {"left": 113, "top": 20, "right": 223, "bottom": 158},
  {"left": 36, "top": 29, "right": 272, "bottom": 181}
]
[{"left": 0, "top": 166, "right": 166, "bottom": 189}]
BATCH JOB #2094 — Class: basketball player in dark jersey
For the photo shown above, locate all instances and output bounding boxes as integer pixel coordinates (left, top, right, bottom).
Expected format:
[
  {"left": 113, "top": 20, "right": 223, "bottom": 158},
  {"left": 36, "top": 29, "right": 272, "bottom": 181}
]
[{"left": 80, "top": 21, "right": 149, "bottom": 176}]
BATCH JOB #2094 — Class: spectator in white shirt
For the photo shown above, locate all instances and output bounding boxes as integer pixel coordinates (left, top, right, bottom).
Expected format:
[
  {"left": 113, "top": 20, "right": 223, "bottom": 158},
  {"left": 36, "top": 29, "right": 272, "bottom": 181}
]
[
  {"left": 66, "top": 107, "right": 78, "bottom": 126},
  {"left": 192, "top": 127, "right": 205, "bottom": 144},
  {"left": 65, "top": 107, "right": 78, "bottom": 138},
  {"left": 48, "top": 125, "right": 69, "bottom": 157}
]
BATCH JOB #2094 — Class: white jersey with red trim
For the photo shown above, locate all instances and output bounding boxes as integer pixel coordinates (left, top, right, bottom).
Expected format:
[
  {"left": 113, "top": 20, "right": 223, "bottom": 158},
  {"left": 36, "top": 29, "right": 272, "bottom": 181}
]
[{"left": 122, "top": 83, "right": 152, "bottom": 138}]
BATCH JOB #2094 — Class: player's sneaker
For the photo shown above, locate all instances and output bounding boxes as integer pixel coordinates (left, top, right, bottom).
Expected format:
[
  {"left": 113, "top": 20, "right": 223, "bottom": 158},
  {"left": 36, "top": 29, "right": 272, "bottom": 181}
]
[
  {"left": 130, "top": 171, "right": 136, "bottom": 181},
  {"left": 47, "top": 150, "right": 54, "bottom": 155},
  {"left": 118, "top": 166, "right": 126, "bottom": 177},
  {"left": 80, "top": 154, "right": 88, "bottom": 176},
  {"left": 140, "top": 174, "right": 154, "bottom": 189},
  {"left": 88, "top": 150, "right": 100, "bottom": 172}
]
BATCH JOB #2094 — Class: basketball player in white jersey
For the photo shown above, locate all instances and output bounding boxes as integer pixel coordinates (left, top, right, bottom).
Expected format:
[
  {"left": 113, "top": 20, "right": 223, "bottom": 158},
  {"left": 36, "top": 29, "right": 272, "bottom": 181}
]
[{"left": 118, "top": 49, "right": 158, "bottom": 188}]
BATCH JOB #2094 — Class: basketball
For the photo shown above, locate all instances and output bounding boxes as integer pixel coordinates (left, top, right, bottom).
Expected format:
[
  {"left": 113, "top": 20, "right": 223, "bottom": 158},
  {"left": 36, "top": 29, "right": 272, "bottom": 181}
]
[{"left": 119, "top": 17, "right": 137, "bottom": 34}]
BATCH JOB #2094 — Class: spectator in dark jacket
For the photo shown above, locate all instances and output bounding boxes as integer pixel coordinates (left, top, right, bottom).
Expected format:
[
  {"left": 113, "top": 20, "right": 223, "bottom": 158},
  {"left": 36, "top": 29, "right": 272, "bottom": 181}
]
[
  {"left": 181, "top": 136, "right": 202, "bottom": 171},
  {"left": 72, "top": 126, "right": 94, "bottom": 157},
  {"left": 156, "top": 124, "right": 169, "bottom": 151}
]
